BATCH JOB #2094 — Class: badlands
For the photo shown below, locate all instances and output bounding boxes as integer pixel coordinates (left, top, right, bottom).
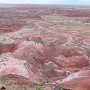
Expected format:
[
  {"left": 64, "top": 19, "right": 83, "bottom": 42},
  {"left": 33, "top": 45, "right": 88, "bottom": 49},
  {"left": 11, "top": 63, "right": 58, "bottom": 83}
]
[{"left": 0, "top": 5, "right": 90, "bottom": 90}]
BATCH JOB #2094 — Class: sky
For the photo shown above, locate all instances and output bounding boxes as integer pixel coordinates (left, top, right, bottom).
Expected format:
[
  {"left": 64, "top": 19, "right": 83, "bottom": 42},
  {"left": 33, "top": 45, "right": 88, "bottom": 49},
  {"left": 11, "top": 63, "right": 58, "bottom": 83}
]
[{"left": 0, "top": 0, "right": 90, "bottom": 5}]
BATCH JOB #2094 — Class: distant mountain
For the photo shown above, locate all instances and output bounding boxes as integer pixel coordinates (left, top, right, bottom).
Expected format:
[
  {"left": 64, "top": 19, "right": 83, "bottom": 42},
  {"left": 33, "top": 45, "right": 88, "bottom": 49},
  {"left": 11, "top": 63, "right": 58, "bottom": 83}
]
[{"left": 0, "top": 4, "right": 16, "bottom": 7}]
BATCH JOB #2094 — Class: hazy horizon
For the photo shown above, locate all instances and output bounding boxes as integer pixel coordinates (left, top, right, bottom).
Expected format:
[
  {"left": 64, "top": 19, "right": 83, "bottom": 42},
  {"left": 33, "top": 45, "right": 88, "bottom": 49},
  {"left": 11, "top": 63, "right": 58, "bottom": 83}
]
[{"left": 0, "top": 0, "right": 90, "bottom": 5}]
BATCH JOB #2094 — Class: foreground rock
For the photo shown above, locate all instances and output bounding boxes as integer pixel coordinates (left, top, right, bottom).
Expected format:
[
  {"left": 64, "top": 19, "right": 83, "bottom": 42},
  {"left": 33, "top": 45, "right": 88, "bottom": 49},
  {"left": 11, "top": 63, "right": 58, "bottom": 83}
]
[
  {"left": 12, "top": 41, "right": 90, "bottom": 82},
  {"left": 0, "top": 53, "right": 44, "bottom": 84},
  {"left": 60, "top": 70, "right": 90, "bottom": 90}
]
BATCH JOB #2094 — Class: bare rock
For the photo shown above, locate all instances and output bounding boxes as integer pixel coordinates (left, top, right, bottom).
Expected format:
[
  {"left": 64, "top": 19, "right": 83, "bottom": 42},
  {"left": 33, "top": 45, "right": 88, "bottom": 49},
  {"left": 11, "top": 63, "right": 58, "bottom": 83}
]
[{"left": 60, "top": 70, "right": 90, "bottom": 90}]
